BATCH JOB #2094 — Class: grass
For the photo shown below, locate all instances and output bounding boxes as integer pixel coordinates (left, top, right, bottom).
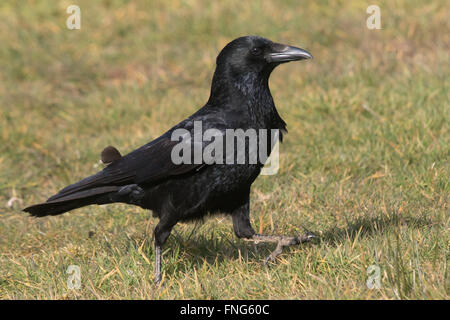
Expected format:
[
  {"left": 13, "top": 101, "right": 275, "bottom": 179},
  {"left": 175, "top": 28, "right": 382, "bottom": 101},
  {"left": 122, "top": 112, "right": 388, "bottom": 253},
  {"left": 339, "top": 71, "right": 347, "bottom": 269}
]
[{"left": 0, "top": 0, "right": 448, "bottom": 299}]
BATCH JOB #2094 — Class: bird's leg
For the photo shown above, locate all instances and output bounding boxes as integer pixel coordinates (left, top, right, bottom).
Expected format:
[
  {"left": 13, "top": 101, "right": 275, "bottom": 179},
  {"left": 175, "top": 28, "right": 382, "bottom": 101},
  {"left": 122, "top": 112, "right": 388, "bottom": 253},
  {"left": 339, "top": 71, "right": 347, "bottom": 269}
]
[
  {"left": 232, "top": 196, "right": 256, "bottom": 239},
  {"left": 154, "top": 243, "right": 162, "bottom": 285},
  {"left": 153, "top": 219, "right": 176, "bottom": 286},
  {"left": 231, "top": 196, "right": 316, "bottom": 264}
]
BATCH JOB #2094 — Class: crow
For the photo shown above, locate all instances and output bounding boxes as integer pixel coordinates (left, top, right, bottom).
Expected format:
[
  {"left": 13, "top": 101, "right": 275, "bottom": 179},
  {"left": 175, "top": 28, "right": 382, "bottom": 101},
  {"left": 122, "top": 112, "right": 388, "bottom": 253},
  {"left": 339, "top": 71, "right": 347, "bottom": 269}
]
[{"left": 24, "top": 36, "right": 314, "bottom": 284}]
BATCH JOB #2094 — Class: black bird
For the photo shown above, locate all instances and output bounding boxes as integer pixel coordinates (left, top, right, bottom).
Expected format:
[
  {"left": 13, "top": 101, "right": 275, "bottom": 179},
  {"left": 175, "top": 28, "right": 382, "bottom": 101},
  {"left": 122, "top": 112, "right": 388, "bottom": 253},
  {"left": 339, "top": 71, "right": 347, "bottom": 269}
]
[{"left": 24, "top": 36, "right": 314, "bottom": 284}]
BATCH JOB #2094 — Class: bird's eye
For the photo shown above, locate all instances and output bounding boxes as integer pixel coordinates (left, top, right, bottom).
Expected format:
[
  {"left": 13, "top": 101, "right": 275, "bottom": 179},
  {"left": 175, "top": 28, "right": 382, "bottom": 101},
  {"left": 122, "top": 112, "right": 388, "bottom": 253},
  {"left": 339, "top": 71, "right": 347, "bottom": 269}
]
[{"left": 251, "top": 47, "right": 262, "bottom": 56}]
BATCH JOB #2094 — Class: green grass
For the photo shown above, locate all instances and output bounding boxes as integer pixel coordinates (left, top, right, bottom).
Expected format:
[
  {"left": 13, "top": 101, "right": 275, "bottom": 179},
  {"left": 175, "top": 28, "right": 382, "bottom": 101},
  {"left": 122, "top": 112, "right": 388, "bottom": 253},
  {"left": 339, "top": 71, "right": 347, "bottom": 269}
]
[{"left": 0, "top": 0, "right": 448, "bottom": 299}]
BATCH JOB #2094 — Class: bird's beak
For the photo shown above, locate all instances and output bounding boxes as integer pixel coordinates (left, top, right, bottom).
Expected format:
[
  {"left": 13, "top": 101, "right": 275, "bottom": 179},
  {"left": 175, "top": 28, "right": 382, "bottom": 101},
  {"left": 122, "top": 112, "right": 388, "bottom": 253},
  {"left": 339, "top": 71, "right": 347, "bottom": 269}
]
[{"left": 266, "top": 43, "right": 313, "bottom": 63}]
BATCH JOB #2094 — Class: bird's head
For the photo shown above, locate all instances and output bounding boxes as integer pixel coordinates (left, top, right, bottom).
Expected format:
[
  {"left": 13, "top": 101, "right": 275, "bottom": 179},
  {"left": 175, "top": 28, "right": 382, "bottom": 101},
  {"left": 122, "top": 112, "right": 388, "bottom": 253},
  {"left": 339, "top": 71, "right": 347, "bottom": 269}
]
[{"left": 216, "top": 35, "right": 312, "bottom": 78}]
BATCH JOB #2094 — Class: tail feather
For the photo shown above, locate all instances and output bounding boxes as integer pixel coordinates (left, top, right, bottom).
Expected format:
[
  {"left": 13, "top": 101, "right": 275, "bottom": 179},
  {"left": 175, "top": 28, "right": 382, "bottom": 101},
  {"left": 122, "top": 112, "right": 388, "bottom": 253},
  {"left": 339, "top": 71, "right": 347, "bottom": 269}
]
[
  {"left": 47, "top": 186, "right": 120, "bottom": 203},
  {"left": 24, "top": 196, "right": 98, "bottom": 217},
  {"left": 47, "top": 172, "right": 107, "bottom": 202},
  {"left": 24, "top": 186, "right": 120, "bottom": 217}
]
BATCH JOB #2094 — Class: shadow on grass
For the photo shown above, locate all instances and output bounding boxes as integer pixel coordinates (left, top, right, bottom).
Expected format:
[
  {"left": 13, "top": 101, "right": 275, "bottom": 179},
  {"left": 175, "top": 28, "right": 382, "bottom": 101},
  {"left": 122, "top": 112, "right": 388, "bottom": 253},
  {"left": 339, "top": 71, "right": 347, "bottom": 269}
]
[{"left": 319, "top": 213, "right": 433, "bottom": 246}]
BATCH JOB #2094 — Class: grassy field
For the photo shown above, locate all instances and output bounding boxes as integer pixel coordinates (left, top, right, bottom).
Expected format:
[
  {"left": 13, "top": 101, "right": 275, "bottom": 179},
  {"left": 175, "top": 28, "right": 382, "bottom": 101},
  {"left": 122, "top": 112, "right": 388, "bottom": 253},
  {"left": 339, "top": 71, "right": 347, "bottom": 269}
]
[{"left": 0, "top": 0, "right": 448, "bottom": 299}]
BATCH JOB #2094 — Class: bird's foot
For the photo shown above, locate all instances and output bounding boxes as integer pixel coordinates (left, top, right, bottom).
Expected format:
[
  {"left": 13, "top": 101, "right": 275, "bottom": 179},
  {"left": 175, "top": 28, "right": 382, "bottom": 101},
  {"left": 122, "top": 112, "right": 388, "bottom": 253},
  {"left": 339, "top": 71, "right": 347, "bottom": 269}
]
[
  {"left": 154, "top": 274, "right": 162, "bottom": 286},
  {"left": 244, "top": 232, "right": 317, "bottom": 264}
]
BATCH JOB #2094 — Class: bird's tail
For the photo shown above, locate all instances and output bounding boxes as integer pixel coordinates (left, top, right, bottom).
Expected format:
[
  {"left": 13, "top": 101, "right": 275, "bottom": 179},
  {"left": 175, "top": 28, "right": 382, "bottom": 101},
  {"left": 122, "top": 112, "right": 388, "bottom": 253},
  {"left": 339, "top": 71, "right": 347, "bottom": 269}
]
[
  {"left": 23, "top": 185, "right": 121, "bottom": 217},
  {"left": 24, "top": 144, "right": 130, "bottom": 217},
  {"left": 24, "top": 196, "right": 99, "bottom": 217}
]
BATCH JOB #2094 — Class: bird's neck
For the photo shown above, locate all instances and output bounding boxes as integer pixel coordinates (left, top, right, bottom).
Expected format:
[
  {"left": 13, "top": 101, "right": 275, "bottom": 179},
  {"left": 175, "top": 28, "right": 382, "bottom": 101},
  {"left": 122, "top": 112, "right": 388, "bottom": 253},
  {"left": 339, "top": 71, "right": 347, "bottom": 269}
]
[
  {"left": 207, "top": 66, "right": 286, "bottom": 133},
  {"left": 208, "top": 69, "right": 275, "bottom": 118}
]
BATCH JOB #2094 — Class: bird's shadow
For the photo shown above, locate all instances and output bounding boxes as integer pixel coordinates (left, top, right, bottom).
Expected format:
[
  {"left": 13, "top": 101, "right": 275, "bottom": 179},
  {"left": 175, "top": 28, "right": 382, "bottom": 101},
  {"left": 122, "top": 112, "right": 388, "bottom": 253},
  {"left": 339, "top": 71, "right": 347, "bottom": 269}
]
[
  {"left": 319, "top": 213, "right": 433, "bottom": 246},
  {"left": 162, "top": 213, "right": 433, "bottom": 272}
]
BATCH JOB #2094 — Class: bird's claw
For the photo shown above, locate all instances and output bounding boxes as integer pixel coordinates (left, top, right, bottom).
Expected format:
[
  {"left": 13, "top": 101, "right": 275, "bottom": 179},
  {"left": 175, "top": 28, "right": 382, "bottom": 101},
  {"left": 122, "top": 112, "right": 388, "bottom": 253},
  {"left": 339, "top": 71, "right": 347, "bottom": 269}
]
[
  {"left": 262, "top": 231, "right": 318, "bottom": 265},
  {"left": 264, "top": 242, "right": 284, "bottom": 265},
  {"left": 300, "top": 231, "right": 318, "bottom": 243},
  {"left": 154, "top": 275, "right": 163, "bottom": 287}
]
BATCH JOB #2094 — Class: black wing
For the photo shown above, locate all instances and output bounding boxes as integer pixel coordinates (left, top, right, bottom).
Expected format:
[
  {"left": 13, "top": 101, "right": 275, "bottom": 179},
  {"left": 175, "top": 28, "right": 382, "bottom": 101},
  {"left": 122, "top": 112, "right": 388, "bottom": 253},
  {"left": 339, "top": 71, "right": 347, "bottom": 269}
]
[{"left": 46, "top": 105, "right": 231, "bottom": 202}]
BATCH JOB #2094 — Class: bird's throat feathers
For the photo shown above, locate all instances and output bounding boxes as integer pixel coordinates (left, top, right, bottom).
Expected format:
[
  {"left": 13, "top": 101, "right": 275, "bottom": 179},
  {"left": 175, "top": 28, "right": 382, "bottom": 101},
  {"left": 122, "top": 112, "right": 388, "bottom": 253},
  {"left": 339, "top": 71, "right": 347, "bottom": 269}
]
[
  {"left": 209, "top": 66, "right": 273, "bottom": 107},
  {"left": 207, "top": 65, "right": 286, "bottom": 135}
]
